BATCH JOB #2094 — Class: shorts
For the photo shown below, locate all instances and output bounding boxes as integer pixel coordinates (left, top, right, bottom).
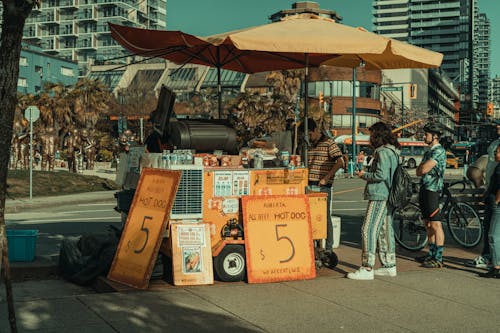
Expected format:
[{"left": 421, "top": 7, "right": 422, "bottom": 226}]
[{"left": 419, "top": 188, "right": 441, "bottom": 222}]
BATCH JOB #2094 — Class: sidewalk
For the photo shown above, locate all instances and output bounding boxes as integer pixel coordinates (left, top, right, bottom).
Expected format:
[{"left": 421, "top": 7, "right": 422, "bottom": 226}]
[
  {"left": 3, "top": 170, "right": 498, "bottom": 332},
  {"left": 1, "top": 244, "right": 499, "bottom": 332}
]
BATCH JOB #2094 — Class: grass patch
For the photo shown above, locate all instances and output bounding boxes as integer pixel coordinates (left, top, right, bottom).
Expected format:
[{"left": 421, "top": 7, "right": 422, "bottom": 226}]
[{"left": 7, "top": 170, "right": 118, "bottom": 199}]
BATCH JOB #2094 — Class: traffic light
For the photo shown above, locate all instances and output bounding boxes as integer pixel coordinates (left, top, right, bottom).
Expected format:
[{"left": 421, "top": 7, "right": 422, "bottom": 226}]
[
  {"left": 409, "top": 84, "right": 417, "bottom": 99},
  {"left": 487, "top": 102, "right": 494, "bottom": 116},
  {"left": 319, "top": 91, "right": 324, "bottom": 104}
]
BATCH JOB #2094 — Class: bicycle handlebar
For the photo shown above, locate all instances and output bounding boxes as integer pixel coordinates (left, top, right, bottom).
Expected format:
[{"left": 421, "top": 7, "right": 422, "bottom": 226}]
[{"left": 443, "top": 179, "right": 470, "bottom": 193}]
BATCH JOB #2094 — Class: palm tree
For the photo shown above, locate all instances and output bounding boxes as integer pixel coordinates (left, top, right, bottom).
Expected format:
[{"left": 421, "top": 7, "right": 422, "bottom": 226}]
[{"left": 71, "top": 78, "right": 112, "bottom": 128}]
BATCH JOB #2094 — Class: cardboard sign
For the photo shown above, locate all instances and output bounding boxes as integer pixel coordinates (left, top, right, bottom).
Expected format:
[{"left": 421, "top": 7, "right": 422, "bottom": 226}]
[
  {"left": 307, "top": 193, "right": 328, "bottom": 240},
  {"left": 108, "top": 168, "right": 181, "bottom": 289},
  {"left": 250, "top": 169, "right": 308, "bottom": 196},
  {"left": 170, "top": 223, "right": 213, "bottom": 286},
  {"left": 242, "top": 195, "right": 316, "bottom": 284}
]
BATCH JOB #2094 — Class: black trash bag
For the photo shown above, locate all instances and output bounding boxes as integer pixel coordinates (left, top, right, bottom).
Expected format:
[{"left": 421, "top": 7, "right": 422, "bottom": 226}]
[{"left": 59, "top": 225, "right": 122, "bottom": 286}]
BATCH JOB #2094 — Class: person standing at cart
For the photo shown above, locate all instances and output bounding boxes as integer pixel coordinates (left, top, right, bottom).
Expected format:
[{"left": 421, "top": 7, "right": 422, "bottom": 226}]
[
  {"left": 300, "top": 119, "right": 344, "bottom": 253},
  {"left": 415, "top": 123, "right": 447, "bottom": 268},
  {"left": 347, "top": 122, "right": 400, "bottom": 280}
]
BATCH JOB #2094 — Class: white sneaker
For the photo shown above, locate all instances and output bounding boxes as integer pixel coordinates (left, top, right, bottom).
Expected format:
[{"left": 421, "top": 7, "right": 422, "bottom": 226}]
[
  {"left": 347, "top": 267, "right": 374, "bottom": 280},
  {"left": 465, "top": 256, "right": 492, "bottom": 269},
  {"left": 374, "top": 266, "right": 397, "bottom": 277}
]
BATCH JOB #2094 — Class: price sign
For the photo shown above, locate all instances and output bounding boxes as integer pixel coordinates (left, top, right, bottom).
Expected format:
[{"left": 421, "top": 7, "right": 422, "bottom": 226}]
[
  {"left": 108, "top": 168, "right": 181, "bottom": 289},
  {"left": 242, "top": 195, "right": 315, "bottom": 284}
]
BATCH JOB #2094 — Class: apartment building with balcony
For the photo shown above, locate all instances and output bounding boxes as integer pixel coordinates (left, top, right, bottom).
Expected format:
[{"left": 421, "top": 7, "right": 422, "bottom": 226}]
[{"left": 21, "top": 0, "right": 166, "bottom": 77}]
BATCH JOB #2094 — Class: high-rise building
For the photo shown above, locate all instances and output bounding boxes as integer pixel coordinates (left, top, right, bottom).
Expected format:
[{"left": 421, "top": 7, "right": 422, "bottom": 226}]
[
  {"left": 491, "top": 75, "right": 500, "bottom": 107},
  {"left": 373, "top": 0, "right": 473, "bottom": 84},
  {"left": 373, "top": 0, "right": 489, "bottom": 136},
  {"left": 476, "top": 13, "right": 490, "bottom": 111},
  {"left": 18, "top": 0, "right": 166, "bottom": 77}
]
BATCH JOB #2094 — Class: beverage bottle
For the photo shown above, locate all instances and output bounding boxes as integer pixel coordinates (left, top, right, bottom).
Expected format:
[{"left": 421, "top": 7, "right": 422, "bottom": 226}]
[
  {"left": 161, "top": 150, "right": 168, "bottom": 169},
  {"left": 186, "top": 150, "right": 193, "bottom": 164}
]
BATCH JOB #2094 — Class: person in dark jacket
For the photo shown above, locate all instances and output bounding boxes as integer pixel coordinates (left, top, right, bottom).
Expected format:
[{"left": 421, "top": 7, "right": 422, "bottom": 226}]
[{"left": 479, "top": 143, "right": 500, "bottom": 279}]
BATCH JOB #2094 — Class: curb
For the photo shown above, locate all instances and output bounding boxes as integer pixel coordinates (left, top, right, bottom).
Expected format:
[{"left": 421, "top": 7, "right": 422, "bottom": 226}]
[{"left": 5, "top": 190, "right": 117, "bottom": 214}]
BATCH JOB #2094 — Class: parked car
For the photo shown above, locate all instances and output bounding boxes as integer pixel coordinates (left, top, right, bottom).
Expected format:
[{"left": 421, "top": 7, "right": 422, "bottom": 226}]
[{"left": 446, "top": 151, "right": 459, "bottom": 169}]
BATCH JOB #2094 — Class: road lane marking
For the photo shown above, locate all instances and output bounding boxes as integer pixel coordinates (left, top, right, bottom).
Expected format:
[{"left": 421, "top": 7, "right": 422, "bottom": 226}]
[
  {"left": 77, "top": 203, "right": 115, "bottom": 207},
  {"left": 63, "top": 209, "right": 113, "bottom": 214},
  {"left": 6, "top": 216, "right": 120, "bottom": 224},
  {"left": 332, "top": 187, "right": 364, "bottom": 195}
]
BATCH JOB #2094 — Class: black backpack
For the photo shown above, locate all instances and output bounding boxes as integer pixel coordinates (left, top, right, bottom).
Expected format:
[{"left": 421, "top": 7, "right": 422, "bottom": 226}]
[{"left": 386, "top": 148, "right": 412, "bottom": 209}]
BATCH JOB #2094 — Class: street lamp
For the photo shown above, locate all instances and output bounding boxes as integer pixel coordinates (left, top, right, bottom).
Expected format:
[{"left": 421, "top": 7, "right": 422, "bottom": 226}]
[{"left": 351, "top": 61, "right": 365, "bottom": 176}]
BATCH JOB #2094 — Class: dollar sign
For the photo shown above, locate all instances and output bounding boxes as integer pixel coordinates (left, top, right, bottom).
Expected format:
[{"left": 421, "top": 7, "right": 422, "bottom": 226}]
[{"left": 260, "top": 249, "right": 265, "bottom": 260}]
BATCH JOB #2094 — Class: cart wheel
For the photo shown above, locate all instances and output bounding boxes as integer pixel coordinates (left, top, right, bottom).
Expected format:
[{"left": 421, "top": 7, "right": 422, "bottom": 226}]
[
  {"left": 322, "top": 251, "right": 338, "bottom": 269},
  {"left": 214, "top": 245, "right": 246, "bottom": 282}
]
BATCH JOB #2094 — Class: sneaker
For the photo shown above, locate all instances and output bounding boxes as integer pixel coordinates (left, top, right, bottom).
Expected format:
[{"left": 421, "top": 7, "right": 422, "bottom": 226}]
[
  {"left": 347, "top": 267, "right": 374, "bottom": 280},
  {"left": 415, "top": 254, "right": 432, "bottom": 263},
  {"left": 374, "top": 266, "right": 397, "bottom": 277},
  {"left": 422, "top": 259, "right": 443, "bottom": 268},
  {"left": 466, "top": 255, "right": 492, "bottom": 269}
]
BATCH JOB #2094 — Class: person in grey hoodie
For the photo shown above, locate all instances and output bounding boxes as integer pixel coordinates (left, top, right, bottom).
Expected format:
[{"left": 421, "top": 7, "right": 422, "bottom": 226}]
[{"left": 347, "top": 122, "right": 400, "bottom": 280}]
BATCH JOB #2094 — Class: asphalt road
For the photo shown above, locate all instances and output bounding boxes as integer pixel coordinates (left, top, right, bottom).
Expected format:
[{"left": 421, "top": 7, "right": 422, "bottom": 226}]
[{"left": 6, "top": 200, "right": 121, "bottom": 261}]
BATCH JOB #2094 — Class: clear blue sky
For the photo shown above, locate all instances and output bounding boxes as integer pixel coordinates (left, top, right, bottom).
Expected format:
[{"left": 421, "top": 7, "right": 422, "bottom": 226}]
[{"left": 167, "top": 0, "right": 500, "bottom": 77}]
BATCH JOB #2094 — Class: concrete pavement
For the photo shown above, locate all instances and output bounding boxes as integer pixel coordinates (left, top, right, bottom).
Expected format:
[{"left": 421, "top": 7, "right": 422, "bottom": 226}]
[
  {"left": 2, "top": 246, "right": 499, "bottom": 332},
  {"left": 2, "top": 168, "right": 499, "bottom": 332}
]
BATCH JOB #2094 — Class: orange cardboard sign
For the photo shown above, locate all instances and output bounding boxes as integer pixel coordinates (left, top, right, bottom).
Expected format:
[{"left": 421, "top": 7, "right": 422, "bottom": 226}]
[
  {"left": 108, "top": 168, "right": 181, "bottom": 289},
  {"left": 307, "top": 193, "right": 328, "bottom": 240},
  {"left": 242, "top": 195, "right": 316, "bottom": 284}
]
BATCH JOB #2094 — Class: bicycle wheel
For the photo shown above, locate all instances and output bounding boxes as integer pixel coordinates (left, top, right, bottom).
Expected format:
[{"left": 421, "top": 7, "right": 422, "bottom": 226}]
[
  {"left": 393, "top": 202, "right": 428, "bottom": 251},
  {"left": 447, "top": 202, "right": 482, "bottom": 248}
]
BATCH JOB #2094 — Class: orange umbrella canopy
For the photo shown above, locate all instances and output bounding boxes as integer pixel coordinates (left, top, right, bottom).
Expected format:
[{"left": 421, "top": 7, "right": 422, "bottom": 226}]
[{"left": 110, "top": 14, "right": 443, "bottom": 73}]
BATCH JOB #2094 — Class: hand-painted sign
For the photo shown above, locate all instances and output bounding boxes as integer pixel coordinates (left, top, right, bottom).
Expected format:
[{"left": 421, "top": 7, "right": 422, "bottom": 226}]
[
  {"left": 242, "top": 195, "right": 316, "bottom": 284},
  {"left": 108, "top": 168, "right": 181, "bottom": 289}
]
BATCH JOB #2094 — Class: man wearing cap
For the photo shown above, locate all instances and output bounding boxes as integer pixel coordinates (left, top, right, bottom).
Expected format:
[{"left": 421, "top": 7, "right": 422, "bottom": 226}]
[{"left": 415, "top": 123, "right": 447, "bottom": 268}]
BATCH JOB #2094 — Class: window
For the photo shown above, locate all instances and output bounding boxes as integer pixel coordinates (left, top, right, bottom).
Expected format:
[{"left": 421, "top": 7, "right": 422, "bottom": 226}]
[
  {"left": 61, "top": 66, "right": 74, "bottom": 76},
  {"left": 19, "top": 57, "right": 28, "bottom": 66},
  {"left": 18, "top": 78, "right": 27, "bottom": 87}
]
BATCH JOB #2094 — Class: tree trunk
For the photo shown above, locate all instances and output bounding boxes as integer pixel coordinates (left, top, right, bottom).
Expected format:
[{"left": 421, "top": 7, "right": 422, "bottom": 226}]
[{"left": 1, "top": 1, "right": 36, "bottom": 332}]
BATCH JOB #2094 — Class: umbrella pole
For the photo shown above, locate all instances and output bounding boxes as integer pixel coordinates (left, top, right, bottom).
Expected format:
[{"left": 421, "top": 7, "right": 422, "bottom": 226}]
[
  {"left": 217, "top": 48, "right": 222, "bottom": 119},
  {"left": 303, "top": 53, "right": 309, "bottom": 167},
  {"left": 351, "top": 67, "right": 357, "bottom": 177}
]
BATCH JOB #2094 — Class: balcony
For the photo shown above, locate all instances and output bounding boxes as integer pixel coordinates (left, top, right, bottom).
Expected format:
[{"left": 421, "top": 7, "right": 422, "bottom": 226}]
[{"left": 59, "top": 0, "right": 78, "bottom": 9}]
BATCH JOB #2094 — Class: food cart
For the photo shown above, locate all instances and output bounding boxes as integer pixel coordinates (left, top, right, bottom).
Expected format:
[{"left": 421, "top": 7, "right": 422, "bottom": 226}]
[{"left": 113, "top": 86, "right": 337, "bottom": 284}]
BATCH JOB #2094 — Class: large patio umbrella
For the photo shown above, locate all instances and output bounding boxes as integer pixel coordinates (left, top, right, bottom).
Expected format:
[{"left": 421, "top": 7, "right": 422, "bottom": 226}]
[
  {"left": 109, "top": 13, "right": 442, "bottom": 161},
  {"left": 320, "top": 28, "right": 443, "bottom": 169}
]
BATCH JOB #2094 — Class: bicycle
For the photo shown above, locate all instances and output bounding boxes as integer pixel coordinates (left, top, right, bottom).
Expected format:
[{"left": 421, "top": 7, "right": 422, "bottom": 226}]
[{"left": 393, "top": 179, "right": 483, "bottom": 251}]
